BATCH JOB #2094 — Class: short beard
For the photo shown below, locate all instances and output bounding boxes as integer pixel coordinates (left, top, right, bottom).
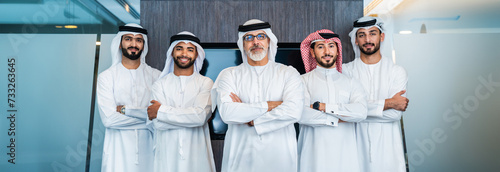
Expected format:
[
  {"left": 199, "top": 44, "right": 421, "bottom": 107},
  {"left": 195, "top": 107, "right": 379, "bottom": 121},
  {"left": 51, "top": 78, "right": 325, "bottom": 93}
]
[
  {"left": 359, "top": 43, "right": 380, "bottom": 56},
  {"left": 245, "top": 45, "right": 267, "bottom": 61},
  {"left": 121, "top": 47, "right": 142, "bottom": 60},
  {"left": 316, "top": 55, "right": 337, "bottom": 68},
  {"left": 174, "top": 55, "right": 195, "bottom": 69}
]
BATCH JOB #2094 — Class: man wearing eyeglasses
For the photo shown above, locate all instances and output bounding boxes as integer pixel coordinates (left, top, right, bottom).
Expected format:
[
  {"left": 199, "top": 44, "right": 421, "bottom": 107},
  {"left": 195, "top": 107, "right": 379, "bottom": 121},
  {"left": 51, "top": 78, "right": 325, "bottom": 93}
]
[{"left": 212, "top": 19, "right": 304, "bottom": 172}]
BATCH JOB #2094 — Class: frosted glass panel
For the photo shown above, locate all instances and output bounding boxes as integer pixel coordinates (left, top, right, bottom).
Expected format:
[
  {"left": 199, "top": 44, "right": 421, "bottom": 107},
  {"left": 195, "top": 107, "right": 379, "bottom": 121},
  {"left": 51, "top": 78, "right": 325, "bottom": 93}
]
[
  {"left": 395, "top": 33, "right": 500, "bottom": 172},
  {"left": 0, "top": 34, "right": 97, "bottom": 171}
]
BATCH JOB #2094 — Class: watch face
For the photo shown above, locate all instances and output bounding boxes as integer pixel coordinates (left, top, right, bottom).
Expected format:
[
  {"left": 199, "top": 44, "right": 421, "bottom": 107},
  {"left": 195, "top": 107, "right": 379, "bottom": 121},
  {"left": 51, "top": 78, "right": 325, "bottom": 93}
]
[{"left": 313, "top": 102, "right": 320, "bottom": 110}]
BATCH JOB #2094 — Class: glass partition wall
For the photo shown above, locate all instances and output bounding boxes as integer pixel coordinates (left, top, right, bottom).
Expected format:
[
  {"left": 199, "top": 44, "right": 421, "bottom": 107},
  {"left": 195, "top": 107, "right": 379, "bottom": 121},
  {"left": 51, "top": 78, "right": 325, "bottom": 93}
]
[{"left": 0, "top": 0, "right": 130, "bottom": 171}]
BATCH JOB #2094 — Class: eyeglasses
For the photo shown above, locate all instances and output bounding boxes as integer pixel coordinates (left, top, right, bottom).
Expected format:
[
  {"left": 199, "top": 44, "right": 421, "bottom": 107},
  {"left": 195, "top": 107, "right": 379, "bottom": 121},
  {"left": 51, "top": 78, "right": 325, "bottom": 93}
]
[{"left": 243, "top": 33, "right": 268, "bottom": 42}]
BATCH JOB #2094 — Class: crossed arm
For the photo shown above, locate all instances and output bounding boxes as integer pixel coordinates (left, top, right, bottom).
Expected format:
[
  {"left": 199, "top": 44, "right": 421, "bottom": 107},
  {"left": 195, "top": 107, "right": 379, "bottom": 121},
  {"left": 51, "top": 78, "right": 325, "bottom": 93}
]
[
  {"left": 146, "top": 78, "right": 213, "bottom": 129},
  {"left": 215, "top": 69, "right": 304, "bottom": 135},
  {"left": 366, "top": 66, "right": 409, "bottom": 122},
  {"left": 229, "top": 92, "right": 282, "bottom": 126}
]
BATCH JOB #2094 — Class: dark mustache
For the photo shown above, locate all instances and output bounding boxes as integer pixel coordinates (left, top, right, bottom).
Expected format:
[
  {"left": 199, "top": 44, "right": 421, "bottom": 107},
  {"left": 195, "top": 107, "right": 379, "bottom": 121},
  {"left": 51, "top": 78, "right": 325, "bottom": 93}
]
[
  {"left": 363, "top": 43, "right": 375, "bottom": 47},
  {"left": 177, "top": 56, "right": 189, "bottom": 59},
  {"left": 127, "top": 47, "right": 139, "bottom": 51}
]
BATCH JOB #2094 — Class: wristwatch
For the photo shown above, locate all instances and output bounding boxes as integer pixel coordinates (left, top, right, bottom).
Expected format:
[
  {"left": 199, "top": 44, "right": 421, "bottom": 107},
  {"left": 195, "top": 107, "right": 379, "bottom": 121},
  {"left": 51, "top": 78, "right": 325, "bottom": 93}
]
[
  {"left": 313, "top": 101, "right": 320, "bottom": 110},
  {"left": 120, "top": 106, "right": 126, "bottom": 114}
]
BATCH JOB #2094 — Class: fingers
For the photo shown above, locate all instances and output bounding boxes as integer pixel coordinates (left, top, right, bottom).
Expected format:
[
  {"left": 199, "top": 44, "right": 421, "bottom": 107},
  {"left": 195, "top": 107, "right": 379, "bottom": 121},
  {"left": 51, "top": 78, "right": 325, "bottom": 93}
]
[
  {"left": 230, "top": 92, "right": 242, "bottom": 103},
  {"left": 234, "top": 95, "right": 242, "bottom": 102},
  {"left": 116, "top": 106, "right": 122, "bottom": 113},
  {"left": 147, "top": 101, "right": 159, "bottom": 120},
  {"left": 229, "top": 94, "right": 238, "bottom": 102},
  {"left": 247, "top": 120, "right": 254, "bottom": 127},
  {"left": 147, "top": 110, "right": 156, "bottom": 120},
  {"left": 397, "top": 100, "right": 409, "bottom": 111},
  {"left": 403, "top": 97, "right": 409, "bottom": 111},
  {"left": 397, "top": 90, "right": 406, "bottom": 96},
  {"left": 404, "top": 98, "right": 409, "bottom": 111}
]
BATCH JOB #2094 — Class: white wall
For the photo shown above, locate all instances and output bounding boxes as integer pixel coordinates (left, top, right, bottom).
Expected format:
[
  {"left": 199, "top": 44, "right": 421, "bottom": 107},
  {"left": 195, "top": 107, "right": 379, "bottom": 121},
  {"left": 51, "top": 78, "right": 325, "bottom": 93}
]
[
  {"left": 389, "top": 1, "right": 500, "bottom": 171},
  {"left": 395, "top": 33, "right": 500, "bottom": 172}
]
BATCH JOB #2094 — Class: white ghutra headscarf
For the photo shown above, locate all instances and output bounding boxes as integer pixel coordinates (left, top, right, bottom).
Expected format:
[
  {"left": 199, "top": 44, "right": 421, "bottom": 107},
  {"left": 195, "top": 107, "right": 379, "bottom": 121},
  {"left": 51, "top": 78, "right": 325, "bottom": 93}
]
[
  {"left": 237, "top": 19, "right": 278, "bottom": 64},
  {"left": 159, "top": 31, "right": 205, "bottom": 79},
  {"left": 109, "top": 23, "right": 149, "bottom": 67},
  {"left": 348, "top": 16, "right": 386, "bottom": 59}
]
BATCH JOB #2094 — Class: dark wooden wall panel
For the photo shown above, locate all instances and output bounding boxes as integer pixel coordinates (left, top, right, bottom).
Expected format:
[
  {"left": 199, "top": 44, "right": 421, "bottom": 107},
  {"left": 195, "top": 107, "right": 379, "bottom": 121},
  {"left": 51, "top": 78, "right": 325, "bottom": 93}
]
[{"left": 142, "top": 0, "right": 363, "bottom": 70}]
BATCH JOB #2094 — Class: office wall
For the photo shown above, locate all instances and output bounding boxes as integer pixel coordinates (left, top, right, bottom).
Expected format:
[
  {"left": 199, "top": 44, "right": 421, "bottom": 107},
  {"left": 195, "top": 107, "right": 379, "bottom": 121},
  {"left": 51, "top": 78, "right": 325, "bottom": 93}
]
[
  {"left": 390, "top": 0, "right": 500, "bottom": 171},
  {"left": 395, "top": 33, "right": 500, "bottom": 172},
  {"left": 141, "top": 0, "right": 363, "bottom": 70}
]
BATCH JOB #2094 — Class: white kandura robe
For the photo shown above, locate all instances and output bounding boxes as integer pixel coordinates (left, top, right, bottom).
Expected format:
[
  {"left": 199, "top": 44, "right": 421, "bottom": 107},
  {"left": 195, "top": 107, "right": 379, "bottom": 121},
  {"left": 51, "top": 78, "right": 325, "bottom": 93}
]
[
  {"left": 97, "top": 62, "right": 160, "bottom": 172},
  {"left": 298, "top": 66, "right": 368, "bottom": 172},
  {"left": 150, "top": 72, "right": 215, "bottom": 172},
  {"left": 213, "top": 61, "right": 304, "bottom": 172},
  {"left": 343, "top": 57, "right": 408, "bottom": 172}
]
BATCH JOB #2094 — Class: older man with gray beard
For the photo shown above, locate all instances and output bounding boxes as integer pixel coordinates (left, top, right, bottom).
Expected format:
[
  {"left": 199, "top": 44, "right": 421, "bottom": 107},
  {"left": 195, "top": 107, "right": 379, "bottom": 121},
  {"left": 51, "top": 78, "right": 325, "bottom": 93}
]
[{"left": 212, "top": 19, "right": 304, "bottom": 172}]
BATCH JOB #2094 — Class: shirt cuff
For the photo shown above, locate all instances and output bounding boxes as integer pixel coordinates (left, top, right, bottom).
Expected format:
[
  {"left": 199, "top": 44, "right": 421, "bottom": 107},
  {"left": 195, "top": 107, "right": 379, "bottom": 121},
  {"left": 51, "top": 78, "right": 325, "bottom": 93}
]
[
  {"left": 325, "top": 103, "right": 339, "bottom": 115},
  {"left": 256, "top": 101, "right": 269, "bottom": 112},
  {"left": 156, "top": 105, "right": 171, "bottom": 121},
  {"left": 368, "top": 99, "right": 385, "bottom": 117},
  {"left": 125, "top": 106, "right": 147, "bottom": 120},
  {"left": 325, "top": 114, "right": 339, "bottom": 126}
]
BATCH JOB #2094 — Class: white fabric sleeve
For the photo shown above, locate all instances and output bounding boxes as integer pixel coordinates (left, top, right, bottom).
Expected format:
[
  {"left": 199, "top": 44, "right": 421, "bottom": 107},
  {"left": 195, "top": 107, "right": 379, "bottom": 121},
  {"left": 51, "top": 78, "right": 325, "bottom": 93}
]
[
  {"left": 125, "top": 106, "right": 148, "bottom": 120},
  {"left": 152, "top": 119, "right": 183, "bottom": 130},
  {"left": 299, "top": 77, "right": 338, "bottom": 127},
  {"left": 216, "top": 70, "right": 268, "bottom": 124},
  {"left": 97, "top": 73, "right": 146, "bottom": 129},
  {"left": 253, "top": 68, "right": 304, "bottom": 135},
  {"left": 148, "top": 80, "right": 182, "bottom": 130},
  {"left": 154, "top": 78, "right": 214, "bottom": 128},
  {"left": 325, "top": 78, "right": 368, "bottom": 122},
  {"left": 366, "top": 99, "right": 385, "bottom": 117},
  {"left": 365, "top": 66, "right": 408, "bottom": 122}
]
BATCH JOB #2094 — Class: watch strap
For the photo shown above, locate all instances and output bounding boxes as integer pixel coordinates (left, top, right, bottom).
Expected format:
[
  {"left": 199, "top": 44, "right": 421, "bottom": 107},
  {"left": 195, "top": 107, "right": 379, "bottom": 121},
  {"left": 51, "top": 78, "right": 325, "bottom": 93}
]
[{"left": 120, "top": 106, "right": 126, "bottom": 114}]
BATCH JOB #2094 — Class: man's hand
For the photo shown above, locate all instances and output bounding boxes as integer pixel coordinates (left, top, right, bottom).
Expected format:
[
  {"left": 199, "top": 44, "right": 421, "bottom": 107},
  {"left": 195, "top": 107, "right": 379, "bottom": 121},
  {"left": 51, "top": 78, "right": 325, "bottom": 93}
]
[
  {"left": 147, "top": 100, "right": 161, "bottom": 120},
  {"left": 247, "top": 120, "right": 254, "bottom": 127},
  {"left": 384, "top": 90, "right": 409, "bottom": 111},
  {"left": 229, "top": 92, "right": 254, "bottom": 126},
  {"left": 230, "top": 92, "right": 242, "bottom": 103},
  {"left": 116, "top": 105, "right": 124, "bottom": 113},
  {"left": 309, "top": 102, "right": 326, "bottom": 112},
  {"left": 267, "top": 101, "right": 283, "bottom": 112}
]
